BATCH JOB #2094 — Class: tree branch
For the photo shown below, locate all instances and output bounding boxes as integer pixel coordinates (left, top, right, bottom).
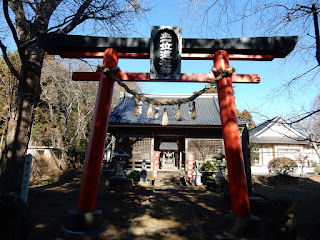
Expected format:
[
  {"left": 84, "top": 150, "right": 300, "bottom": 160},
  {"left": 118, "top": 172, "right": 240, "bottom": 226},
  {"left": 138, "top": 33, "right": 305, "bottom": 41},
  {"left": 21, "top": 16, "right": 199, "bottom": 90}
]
[
  {"left": 3, "top": 0, "right": 20, "bottom": 48},
  {"left": 36, "top": 0, "right": 64, "bottom": 27},
  {"left": 21, "top": 0, "right": 37, "bottom": 13},
  {"left": 312, "top": 4, "right": 320, "bottom": 65},
  {"left": 46, "top": 15, "right": 77, "bottom": 33},
  {"left": 57, "top": 0, "right": 93, "bottom": 34},
  {"left": 274, "top": 65, "right": 320, "bottom": 95},
  {"left": 20, "top": 37, "right": 38, "bottom": 49},
  {"left": 0, "top": 40, "right": 22, "bottom": 80},
  {"left": 290, "top": 65, "right": 319, "bottom": 83},
  {"left": 289, "top": 109, "right": 320, "bottom": 125}
]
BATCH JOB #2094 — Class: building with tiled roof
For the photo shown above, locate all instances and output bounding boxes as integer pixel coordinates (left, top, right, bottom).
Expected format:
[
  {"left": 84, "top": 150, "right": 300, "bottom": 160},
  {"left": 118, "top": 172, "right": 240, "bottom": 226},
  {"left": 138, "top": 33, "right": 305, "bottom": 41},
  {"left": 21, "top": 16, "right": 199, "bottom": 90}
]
[
  {"left": 107, "top": 92, "right": 244, "bottom": 170},
  {"left": 249, "top": 116, "right": 319, "bottom": 174},
  {"left": 109, "top": 92, "right": 222, "bottom": 127}
]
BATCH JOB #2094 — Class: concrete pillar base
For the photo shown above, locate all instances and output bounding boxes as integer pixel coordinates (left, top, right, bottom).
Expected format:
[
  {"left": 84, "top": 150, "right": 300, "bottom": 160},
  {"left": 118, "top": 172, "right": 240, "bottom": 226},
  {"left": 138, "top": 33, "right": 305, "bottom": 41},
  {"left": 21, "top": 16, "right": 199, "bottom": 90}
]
[
  {"left": 225, "top": 213, "right": 260, "bottom": 238},
  {"left": 64, "top": 209, "right": 104, "bottom": 232}
]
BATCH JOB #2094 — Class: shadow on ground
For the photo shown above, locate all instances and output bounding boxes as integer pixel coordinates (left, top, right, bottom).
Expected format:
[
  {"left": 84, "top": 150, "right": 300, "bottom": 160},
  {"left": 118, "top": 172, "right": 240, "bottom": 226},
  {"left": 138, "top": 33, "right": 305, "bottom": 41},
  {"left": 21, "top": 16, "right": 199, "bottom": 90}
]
[
  {"left": 25, "top": 173, "right": 320, "bottom": 240},
  {"left": 28, "top": 172, "right": 152, "bottom": 240},
  {"left": 252, "top": 174, "right": 320, "bottom": 240}
]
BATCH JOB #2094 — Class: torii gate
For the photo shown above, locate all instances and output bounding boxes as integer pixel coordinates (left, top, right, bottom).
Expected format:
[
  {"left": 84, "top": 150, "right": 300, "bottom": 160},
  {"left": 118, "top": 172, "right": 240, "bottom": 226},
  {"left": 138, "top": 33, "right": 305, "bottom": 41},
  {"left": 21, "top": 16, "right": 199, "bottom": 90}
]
[{"left": 39, "top": 29, "right": 297, "bottom": 232}]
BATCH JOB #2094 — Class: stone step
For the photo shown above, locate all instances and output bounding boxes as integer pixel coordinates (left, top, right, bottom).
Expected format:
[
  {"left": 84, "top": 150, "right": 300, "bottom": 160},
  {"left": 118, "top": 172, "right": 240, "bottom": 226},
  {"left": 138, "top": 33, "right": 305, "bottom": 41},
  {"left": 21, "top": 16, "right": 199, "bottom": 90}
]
[{"left": 154, "top": 170, "right": 186, "bottom": 187}]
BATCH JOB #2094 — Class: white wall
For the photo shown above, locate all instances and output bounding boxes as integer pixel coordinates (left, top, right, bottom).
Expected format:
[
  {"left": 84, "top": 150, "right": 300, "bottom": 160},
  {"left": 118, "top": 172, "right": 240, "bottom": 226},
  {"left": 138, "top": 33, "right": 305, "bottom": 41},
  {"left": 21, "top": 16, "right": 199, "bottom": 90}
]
[{"left": 251, "top": 144, "right": 319, "bottom": 174}]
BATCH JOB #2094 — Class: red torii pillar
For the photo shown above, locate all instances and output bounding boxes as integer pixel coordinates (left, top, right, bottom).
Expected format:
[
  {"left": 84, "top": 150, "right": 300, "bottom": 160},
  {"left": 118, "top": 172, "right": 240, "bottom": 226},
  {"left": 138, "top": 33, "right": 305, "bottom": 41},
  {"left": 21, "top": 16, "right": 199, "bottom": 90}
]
[
  {"left": 213, "top": 50, "right": 251, "bottom": 218},
  {"left": 77, "top": 48, "right": 118, "bottom": 212},
  {"left": 66, "top": 48, "right": 118, "bottom": 231}
]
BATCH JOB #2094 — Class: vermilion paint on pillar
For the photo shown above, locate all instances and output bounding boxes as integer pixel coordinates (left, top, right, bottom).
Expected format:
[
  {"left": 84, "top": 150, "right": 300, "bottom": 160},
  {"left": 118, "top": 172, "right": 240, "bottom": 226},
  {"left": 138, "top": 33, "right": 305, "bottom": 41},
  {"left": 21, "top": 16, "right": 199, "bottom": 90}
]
[
  {"left": 213, "top": 50, "right": 251, "bottom": 218},
  {"left": 77, "top": 49, "right": 118, "bottom": 212}
]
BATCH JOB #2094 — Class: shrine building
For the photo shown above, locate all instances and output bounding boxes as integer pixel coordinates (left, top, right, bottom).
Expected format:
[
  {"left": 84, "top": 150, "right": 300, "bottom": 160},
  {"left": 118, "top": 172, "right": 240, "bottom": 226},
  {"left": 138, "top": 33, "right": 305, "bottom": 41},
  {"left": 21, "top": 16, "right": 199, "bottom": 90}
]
[{"left": 107, "top": 92, "right": 248, "bottom": 171}]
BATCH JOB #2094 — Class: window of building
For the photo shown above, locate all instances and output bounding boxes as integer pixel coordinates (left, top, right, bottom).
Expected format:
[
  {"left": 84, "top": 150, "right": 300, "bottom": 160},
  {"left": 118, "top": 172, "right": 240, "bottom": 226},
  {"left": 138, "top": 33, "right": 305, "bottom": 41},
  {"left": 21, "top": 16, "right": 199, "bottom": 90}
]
[
  {"left": 277, "top": 147, "right": 300, "bottom": 152},
  {"left": 132, "top": 138, "right": 152, "bottom": 160},
  {"left": 187, "top": 138, "right": 223, "bottom": 162}
]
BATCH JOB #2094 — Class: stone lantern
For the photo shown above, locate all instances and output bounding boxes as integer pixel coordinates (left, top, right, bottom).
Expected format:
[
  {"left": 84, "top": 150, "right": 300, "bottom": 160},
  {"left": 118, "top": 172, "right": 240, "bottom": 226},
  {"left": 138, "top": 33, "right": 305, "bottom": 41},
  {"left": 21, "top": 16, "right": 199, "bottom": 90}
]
[
  {"left": 109, "top": 149, "right": 132, "bottom": 190},
  {"left": 193, "top": 160, "right": 203, "bottom": 186},
  {"left": 138, "top": 159, "right": 148, "bottom": 185},
  {"left": 112, "top": 149, "right": 129, "bottom": 179},
  {"left": 216, "top": 158, "right": 226, "bottom": 182},
  {"left": 214, "top": 154, "right": 227, "bottom": 192}
]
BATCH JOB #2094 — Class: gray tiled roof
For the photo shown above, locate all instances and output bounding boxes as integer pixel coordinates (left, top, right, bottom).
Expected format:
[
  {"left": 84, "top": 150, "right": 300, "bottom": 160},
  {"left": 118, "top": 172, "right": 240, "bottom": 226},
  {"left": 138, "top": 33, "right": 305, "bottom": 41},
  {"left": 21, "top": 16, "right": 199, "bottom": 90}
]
[
  {"left": 109, "top": 93, "right": 222, "bottom": 126},
  {"left": 252, "top": 136, "right": 308, "bottom": 145},
  {"left": 249, "top": 116, "right": 309, "bottom": 145},
  {"left": 249, "top": 116, "right": 278, "bottom": 136}
]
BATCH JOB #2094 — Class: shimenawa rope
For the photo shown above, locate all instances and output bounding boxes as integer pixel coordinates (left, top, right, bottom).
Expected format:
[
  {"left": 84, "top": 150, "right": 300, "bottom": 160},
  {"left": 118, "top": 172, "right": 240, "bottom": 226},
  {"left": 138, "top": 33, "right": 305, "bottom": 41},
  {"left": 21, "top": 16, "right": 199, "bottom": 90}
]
[{"left": 97, "top": 65, "right": 235, "bottom": 125}]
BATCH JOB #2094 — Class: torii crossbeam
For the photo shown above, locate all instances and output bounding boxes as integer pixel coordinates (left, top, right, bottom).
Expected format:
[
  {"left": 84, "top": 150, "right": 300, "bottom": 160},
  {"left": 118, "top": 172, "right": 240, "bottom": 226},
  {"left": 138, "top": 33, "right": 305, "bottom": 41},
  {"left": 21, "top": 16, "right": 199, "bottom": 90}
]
[
  {"left": 39, "top": 33, "right": 296, "bottom": 58},
  {"left": 38, "top": 32, "right": 297, "bottom": 232}
]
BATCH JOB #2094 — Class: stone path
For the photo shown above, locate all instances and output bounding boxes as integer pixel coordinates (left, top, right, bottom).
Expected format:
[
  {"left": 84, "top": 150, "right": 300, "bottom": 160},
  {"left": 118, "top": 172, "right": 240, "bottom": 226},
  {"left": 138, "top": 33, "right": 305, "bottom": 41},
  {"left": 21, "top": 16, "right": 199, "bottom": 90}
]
[{"left": 123, "top": 187, "right": 208, "bottom": 240}]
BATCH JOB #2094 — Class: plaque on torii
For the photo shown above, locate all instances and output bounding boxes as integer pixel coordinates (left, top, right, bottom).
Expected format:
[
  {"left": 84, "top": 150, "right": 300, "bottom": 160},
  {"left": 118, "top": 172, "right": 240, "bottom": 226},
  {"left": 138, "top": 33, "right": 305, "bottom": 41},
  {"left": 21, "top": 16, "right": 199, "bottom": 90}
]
[
  {"left": 38, "top": 28, "right": 297, "bottom": 231},
  {"left": 150, "top": 26, "right": 182, "bottom": 80}
]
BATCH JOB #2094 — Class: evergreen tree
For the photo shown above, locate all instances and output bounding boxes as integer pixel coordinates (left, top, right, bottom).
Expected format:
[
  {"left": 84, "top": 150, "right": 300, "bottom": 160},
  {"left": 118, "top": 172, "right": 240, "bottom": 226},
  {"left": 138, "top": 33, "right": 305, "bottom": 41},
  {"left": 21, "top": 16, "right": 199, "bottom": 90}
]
[{"left": 237, "top": 109, "right": 256, "bottom": 129}]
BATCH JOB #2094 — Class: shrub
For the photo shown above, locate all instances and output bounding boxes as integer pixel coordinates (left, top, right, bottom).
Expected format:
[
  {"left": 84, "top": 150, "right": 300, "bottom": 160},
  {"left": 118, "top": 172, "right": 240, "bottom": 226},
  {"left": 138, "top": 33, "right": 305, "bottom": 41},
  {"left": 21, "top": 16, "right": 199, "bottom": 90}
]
[
  {"left": 314, "top": 165, "right": 320, "bottom": 175},
  {"left": 268, "top": 157, "right": 298, "bottom": 176},
  {"left": 200, "top": 160, "right": 218, "bottom": 181},
  {"left": 126, "top": 170, "right": 140, "bottom": 182},
  {"left": 200, "top": 160, "right": 217, "bottom": 172}
]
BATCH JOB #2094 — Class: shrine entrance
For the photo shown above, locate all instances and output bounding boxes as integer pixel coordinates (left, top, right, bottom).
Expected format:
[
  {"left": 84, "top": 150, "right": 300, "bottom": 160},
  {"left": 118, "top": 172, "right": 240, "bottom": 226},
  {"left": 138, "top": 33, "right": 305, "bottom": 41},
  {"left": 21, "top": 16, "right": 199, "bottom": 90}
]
[
  {"left": 161, "top": 149, "right": 177, "bottom": 169},
  {"left": 154, "top": 136, "right": 184, "bottom": 170}
]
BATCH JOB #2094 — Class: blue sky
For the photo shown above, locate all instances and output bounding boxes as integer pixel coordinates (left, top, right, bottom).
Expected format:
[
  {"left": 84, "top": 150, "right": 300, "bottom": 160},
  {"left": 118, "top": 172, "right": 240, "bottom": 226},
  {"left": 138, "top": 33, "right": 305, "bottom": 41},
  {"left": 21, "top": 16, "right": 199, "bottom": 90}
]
[
  {"left": 115, "top": 1, "right": 320, "bottom": 124},
  {"left": 3, "top": 0, "right": 318, "bottom": 125}
]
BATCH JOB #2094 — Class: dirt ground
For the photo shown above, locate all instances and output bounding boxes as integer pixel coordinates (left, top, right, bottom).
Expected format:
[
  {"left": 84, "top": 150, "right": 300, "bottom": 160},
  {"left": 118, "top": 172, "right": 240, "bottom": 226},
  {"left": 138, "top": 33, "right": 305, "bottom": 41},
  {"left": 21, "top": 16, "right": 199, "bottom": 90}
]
[
  {"left": 252, "top": 174, "right": 320, "bottom": 240},
  {"left": 26, "top": 173, "right": 320, "bottom": 240}
]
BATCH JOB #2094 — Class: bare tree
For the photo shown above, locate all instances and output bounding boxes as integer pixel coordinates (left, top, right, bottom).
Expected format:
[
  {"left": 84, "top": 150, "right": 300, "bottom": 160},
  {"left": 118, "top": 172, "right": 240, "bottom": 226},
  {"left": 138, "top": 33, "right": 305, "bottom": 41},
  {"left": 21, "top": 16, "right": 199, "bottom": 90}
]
[
  {"left": 0, "top": 52, "right": 19, "bottom": 157},
  {"left": 249, "top": 110, "right": 320, "bottom": 162},
  {"left": 179, "top": 1, "right": 319, "bottom": 68},
  {"left": 0, "top": 0, "right": 149, "bottom": 194},
  {"left": 180, "top": 0, "right": 320, "bottom": 137},
  {"left": 40, "top": 58, "right": 94, "bottom": 148},
  {"left": 293, "top": 94, "right": 320, "bottom": 158}
]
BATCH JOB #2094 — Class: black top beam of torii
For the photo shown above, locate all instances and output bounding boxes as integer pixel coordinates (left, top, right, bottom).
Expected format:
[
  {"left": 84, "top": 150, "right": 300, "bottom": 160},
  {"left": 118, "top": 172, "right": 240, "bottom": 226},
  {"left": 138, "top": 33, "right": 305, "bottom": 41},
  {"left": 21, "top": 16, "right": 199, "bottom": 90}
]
[{"left": 38, "top": 33, "right": 298, "bottom": 58}]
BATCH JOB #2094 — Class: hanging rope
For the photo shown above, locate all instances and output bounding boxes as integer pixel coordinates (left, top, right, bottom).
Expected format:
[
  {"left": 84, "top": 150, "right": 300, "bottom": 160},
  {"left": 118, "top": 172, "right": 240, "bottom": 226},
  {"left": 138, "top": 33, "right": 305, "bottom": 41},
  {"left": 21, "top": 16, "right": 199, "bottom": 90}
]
[
  {"left": 97, "top": 65, "right": 235, "bottom": 106},
  {"left": 97, "top": 65, "right": 235, "bottom": 125}
]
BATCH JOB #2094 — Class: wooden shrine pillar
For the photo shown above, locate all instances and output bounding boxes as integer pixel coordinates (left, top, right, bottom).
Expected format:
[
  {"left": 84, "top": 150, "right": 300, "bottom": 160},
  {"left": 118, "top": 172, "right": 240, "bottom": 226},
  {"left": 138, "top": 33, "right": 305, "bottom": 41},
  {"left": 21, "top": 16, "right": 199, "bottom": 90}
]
[{"left": 213, "top": 50, "right": 251, "bottom": 218}]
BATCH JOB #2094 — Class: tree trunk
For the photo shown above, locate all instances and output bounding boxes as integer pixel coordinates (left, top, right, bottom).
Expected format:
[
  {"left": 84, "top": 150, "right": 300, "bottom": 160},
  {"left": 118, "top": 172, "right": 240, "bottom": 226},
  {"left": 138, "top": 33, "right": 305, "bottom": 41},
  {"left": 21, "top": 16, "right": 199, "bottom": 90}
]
[
  {"left": 311, "top": 141, "right": 320, "bottom": 161},
  {"left": 0, "top": 43, "right": 43, "bottom": 194},
  {"left": 0, "top": 135, "right": 4, "bottom": 155},
  {"left": 312, "top": 4, "right": 320, "bottom": 66}
]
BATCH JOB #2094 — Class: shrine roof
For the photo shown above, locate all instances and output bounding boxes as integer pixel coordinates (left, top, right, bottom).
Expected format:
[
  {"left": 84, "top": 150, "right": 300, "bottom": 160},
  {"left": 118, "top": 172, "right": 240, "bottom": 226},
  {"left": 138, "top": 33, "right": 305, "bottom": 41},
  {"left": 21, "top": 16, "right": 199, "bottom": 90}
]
[
  {"left": 109, "top": 93, "right": 222, "bottom": 127},
  {"left": 109, "top": 92, "right": 250, "bottom": 128}
]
